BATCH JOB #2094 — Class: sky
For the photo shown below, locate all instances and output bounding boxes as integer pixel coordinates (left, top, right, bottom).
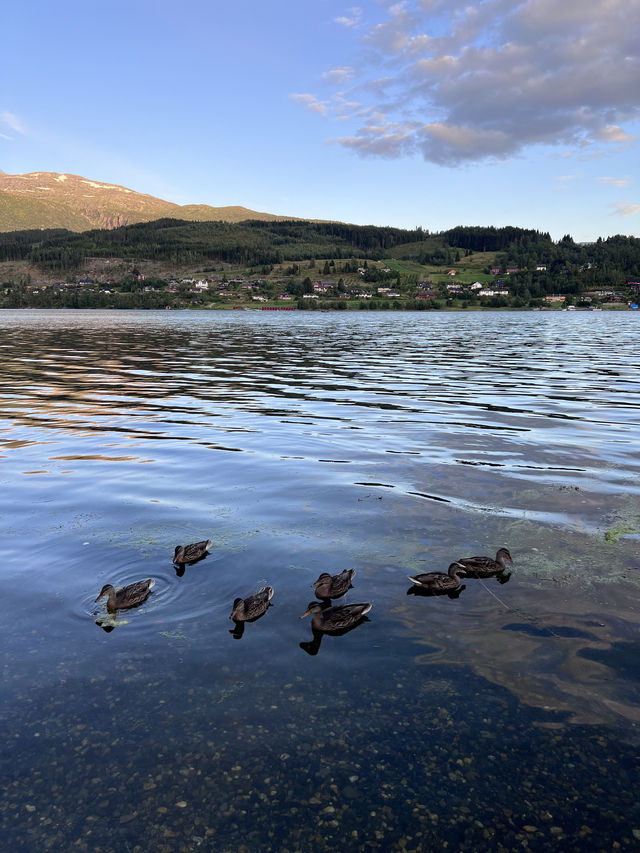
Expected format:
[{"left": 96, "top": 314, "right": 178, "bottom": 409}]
[{"left": 1, "top": 0, "right": 639, "bottom": 241}]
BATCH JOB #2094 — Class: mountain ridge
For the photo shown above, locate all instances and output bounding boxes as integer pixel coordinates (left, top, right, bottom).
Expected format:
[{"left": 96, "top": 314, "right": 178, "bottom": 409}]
[{"left": 0, "top": 171, "right": 301, "bottom": 232}]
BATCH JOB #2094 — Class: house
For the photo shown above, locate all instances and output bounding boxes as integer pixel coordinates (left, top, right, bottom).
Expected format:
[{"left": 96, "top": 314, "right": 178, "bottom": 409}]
[
  {"left": 446, "top": 269, "right": 457, "bottom": 276},
  {"left": 302, "top": 293, "right": 318, "bottom": 299},
  {"left": 490, "top": 267, "right": 501, "bottom": 275},
  {"left": 506, "top": 267, "right": 519, "bottom": 274},
  {"left": 536, "top": 265, "right": 547, "bottom": 271},
  {"left": 278, "top": 293, "right": 292, "bottom": 300},
  {"left": 545, "top": 294, "right": 566, "bottom": 302},
  {"left": 469, "top": 282, "right": 483, "bottom": 290}
]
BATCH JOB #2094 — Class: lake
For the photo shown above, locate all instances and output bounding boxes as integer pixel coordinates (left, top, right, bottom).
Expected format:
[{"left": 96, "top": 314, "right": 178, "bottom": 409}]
[{"left": 1, "top": 309, "right": 639, "bottom": 851}]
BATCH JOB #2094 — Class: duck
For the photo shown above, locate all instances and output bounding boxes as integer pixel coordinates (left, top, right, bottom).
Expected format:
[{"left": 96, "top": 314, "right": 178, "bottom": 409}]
[
  {"left": 312, "top": 569, "right": 355, "bottom": 600},
  {"left": 230, "top": 586, "right": 274, "bottom": 622},
  {"left": 95, "top": 579, "right": 155, "bottom": 613},
  {"left": 452, "top": 547, "right": 513, "bottom": 577},
  {"left": 300, "top": 601, "right": 371, "bottom": 633},
  {"left": 407, "top": 562, "right": 466, "bottom": 592},
  {"left": 173, "top": 539, "right": 212, "bottom": 565}
]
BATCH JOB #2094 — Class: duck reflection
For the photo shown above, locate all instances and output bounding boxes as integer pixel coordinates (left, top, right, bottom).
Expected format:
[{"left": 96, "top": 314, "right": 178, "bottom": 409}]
[
  {"left": 406, "top": 583, "right": 467, "bottom": 600},
  {"left": 299, "top": 600, "right": 372, "bottom": 656},
  {"left": 173, "top": 551, "right": 210, "bottom": 577}
]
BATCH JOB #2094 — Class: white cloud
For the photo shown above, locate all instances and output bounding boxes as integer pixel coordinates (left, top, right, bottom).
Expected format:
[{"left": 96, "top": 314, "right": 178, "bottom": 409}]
[
  {"left": 334, "top": 7, "right": 362, "bottom": 28},
  {"left": 297, "top": 0, "right": 640, "bottom": 165},
  {"left": 593, "top": 125, "right": 636, "bottom": 144},
  {"left": 0, "top": 111, "right": 26, "bottom": 135},
  {"left": 599, "top": 176, "right": 630, "bottom": 187},
  {"left": 611, "top": 201, "right": 640, "bottom": 216},
  {"left": 289, "top": 93, "right": 329, "bottom": 116},
  {"left": 321, "top": 67, "right": 355, "bottom": 85}
]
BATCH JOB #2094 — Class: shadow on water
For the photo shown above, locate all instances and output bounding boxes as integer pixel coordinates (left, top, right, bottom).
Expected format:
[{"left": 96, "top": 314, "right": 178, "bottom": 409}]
[
  {"left": 406, "top": 583, "right": 467, "bottom": 599},
  {"left": 299, "top": 615, "right": 371, "bottom": 656}
]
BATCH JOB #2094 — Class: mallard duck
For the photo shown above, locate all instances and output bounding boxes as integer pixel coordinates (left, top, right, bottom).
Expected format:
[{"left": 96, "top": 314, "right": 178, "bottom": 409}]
[
  {"left": 95, "top": 579, "right": 155, "bottom": 613},
  {"left": 453, "top": 547, "right": 513, "bottom": 577},
  {"left": 173, "top": 539, "right": 212, "bottom": 565},
  {"left": 230, "top": 586, "right": 274, "bottom": 622},
  {"left": 300, "top": 601, "right": 371, "bottom": 633},
  {"left": 407, "top": 562, "right": 466, "bottom": 592},
  {"left": 312, "top": 569, "right": 355, "bottom": 600}
]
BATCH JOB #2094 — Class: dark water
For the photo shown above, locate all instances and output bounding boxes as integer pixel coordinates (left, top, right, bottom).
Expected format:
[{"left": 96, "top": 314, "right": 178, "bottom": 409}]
[{"left": 1, "top": 309, "right": 639, "bottom": 851}]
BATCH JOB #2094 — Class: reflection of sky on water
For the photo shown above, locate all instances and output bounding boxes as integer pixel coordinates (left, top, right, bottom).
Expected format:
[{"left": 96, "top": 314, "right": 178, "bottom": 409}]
[{"left": 0, "top": 310, "right": 639, "bottom": 849}]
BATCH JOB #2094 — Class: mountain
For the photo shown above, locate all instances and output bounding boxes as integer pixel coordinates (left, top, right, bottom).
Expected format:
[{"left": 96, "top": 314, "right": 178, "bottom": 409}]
[{"left": 0, "top": 172, "right": 296, "bottom": 232}]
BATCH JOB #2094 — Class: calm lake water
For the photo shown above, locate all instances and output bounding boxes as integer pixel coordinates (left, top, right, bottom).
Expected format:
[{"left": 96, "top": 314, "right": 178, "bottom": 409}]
[{"left": 1, "top": 309, "right": 639, "bottom": 851}]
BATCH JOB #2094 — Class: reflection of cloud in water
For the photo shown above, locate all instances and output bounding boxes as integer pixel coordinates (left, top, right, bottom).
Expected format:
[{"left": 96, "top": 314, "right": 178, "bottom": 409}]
[{"left": 394, "top": 579, "right": 640, "bottom": 726}]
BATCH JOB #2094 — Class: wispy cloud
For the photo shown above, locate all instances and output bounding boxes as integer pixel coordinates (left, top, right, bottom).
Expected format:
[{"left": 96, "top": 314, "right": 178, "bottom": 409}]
[
  {"left": 289, "top": 93, "right": 329, "bottom": 116},
  {"left": 610, "top": 201, "right": 640, "bottom": 216},
  {"left": 296, "top": 0, "right": 640, "bottom": 166},
  {"left": 0, "top": 111, "right": 26, "bottom": 135},
  {"left": 322, "top": 67, "right": 356, "bottom": 85},
  {"left": 599, "top": 176, "right": 630, "bottom": 187},
  {"left": 334, "top": 7, "right": 362, "bottom": 28}
]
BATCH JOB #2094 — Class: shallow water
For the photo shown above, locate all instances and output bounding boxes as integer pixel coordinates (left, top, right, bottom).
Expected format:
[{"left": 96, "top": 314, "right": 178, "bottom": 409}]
[{"left": 1, "top": 309, "right": 639, "bottom": 851}]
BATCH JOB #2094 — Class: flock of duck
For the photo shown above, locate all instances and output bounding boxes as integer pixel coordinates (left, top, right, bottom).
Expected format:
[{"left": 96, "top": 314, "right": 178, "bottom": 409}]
[{"left": 94, "top": 543, "right": 514, "bottom": 637}]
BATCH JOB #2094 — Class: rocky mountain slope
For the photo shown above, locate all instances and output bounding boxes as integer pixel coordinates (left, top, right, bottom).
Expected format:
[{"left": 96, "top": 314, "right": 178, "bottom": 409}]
[{"left": 0, "top": 172, "right": 292, "bottom": 232}]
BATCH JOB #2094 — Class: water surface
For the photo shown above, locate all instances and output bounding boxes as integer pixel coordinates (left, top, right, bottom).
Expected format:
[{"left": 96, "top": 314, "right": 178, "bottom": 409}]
[{"left": 1, "top": 310, "right": 639, "bottom": 850}]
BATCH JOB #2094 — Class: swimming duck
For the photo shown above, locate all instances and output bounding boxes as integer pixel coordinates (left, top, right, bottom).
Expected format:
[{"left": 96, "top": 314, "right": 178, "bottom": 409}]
[
  {"left": 312, "top": 569, "right": 355, "bottom": 600},
  {"left": 300, "top": 601, "right": 371, "bottom": 633},
  {"left": 452, "top": 547, "right": 513, "bottom": 577},
  {"left": 95, "top": 579, "right": 155, "bottom": 613},
  {"left": 230, "top": 586, "right": 274, "bottom": 622},
  {"left": 407, "top": 562, "right": 466, "bottom": 592},
  {"left": 173, "top": 539, "right": 212, "bottom": 565}
]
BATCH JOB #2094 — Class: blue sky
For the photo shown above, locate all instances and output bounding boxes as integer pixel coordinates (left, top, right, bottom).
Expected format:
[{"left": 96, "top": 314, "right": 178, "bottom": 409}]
[{"left": 1, "top": 0, "right": 638, "bottom": 241}]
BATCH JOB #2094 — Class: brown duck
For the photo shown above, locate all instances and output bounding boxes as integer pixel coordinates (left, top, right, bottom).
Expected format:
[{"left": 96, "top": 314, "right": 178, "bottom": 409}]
[
  {"left": 95, "top": 579, "right": 155, "bottom": 613},
  {"left": 300, "top": 601, "right": 371, "bottom": 632},
  {"left": 407, "top": 562, "right": 466, "bottom": 592},
  {"left": 230, "top": 586, "right": 274, "bottom": 622},
  {"left": 452, "top": 547, "right": 513, "bottom": 577},
  {"left": 173, "top": 539, "right": 212, "bottom": 565},
  {"left": 312, "top": 569, "right": 355, "bottom": 600}
]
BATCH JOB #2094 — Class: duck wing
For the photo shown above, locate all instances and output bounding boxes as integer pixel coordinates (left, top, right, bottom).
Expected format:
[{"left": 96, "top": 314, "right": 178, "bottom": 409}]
[
  {"left": 328, "top": 570, "right": 355, "bottom": 596},
  {"left": 456, "top": 556, "right": 498, "bottom": 576},
  {"left": 116, "top": 579, "right": 155, "bottom": 608},
  {"left": 235, "top": 586, "right": 274, "bottom": 621},
  {"left": 319, "top": 602, "right": 371, "bottom": 631}
]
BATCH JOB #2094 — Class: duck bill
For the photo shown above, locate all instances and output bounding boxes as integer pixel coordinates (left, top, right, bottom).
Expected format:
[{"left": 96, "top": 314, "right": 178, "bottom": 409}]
[
  {"left": 299, "top": 609, "right": 311, "bottom": 619},
  {"left": 94, "top": 591, "right": 107, "bottom": 603}
]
